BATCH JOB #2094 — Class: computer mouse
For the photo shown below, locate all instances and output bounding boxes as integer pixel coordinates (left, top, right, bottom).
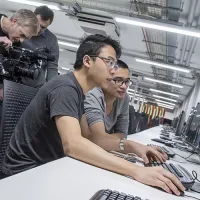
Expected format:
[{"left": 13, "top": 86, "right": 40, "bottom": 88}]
[{"left": 172, "top": 189, "right": 185, "bottom": 196}]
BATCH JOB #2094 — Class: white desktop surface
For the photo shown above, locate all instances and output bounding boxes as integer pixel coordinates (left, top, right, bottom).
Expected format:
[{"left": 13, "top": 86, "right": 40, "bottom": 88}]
[{"left": 0, "top": 126, "right": 199, "bottom": 200}]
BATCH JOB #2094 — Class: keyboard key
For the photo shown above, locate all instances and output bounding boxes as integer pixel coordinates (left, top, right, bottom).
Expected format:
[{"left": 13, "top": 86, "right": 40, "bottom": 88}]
[{"left": 169, "top": 163, "right": 183, "bottom": 178}]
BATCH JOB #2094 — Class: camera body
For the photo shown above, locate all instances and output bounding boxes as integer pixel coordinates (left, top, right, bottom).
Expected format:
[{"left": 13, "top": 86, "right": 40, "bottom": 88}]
[{"left": 0, "top": 46, "right": 55, "bottom": 83}]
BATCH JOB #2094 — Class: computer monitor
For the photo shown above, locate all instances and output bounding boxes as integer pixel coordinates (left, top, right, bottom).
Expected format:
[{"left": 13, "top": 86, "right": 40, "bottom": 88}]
[
  {"left": 172, "top": 117, "right": 178, "bottom": 128},
  {"left": 175, "top": 111, "right": 186, "bottom": 136},
  {"left": 186, "top": 104, "right": 200, "bottom": 149}
]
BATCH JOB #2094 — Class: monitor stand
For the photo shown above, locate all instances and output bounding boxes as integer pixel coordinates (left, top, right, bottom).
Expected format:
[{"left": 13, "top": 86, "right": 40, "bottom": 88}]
[{"left": 191, "top": 182, "right": 200, "bottom": 193}]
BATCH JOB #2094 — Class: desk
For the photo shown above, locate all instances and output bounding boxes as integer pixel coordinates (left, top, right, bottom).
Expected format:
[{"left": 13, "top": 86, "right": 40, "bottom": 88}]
[{"left": 0, "top": 126, "right": 199, "bottom": 200}]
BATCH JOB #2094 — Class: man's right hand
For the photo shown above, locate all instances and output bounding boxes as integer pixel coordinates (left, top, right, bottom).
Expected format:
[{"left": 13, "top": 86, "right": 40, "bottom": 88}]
[
  {"left": 0, "top": 36, "right": 12, "bottom": 49},
  {"left": 133, "top": 166, "right": 185, "bottom": 195}
]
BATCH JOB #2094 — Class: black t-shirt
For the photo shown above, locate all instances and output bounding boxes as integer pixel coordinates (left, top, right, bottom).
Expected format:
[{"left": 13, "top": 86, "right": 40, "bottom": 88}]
[{"left": 2, "top": 72, "right": 85, "bottom": 176}]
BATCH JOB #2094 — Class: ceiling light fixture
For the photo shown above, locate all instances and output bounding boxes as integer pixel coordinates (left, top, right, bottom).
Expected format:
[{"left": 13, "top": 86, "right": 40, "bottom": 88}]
[
  {"left": 157, "top": 103, "right": 174, "bottom": 110},
  {"left": 153, "top": 95, "right": 177, "bottom": 102},
  {"left": 135, "top": 58, "right": 190, "bottom": 73},
  {"left": 155, "top": 99, "right": 176, "bottom": 106},
  {"left": 150, "top": 88, "right": 179, "bottom": 97},
  {"left": 58, "top": 41, "right": 79, "bottom": 48},
  {"left": 7, "top": 0, "right": 61, "bottom": 10},
  {"left": 144, "top": 77, "right": 183, "bottom": 88},
  {"left": 115, "top": 17, "right": 200, "bottom": 38}
]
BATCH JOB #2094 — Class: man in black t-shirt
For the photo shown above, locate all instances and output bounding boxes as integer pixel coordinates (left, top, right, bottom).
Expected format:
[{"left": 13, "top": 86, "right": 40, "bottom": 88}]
[{"left": 2, "top": 34, "right": 184, "bottom": 196}]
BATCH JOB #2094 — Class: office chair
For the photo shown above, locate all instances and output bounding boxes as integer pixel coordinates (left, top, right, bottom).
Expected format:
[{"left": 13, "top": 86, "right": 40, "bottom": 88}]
[
  {"left": 152, "top": 117, "right": 159, "bottom": 127},
  {"left": 139, "top": 113, "right": 148, "bottom": 131},
  {"left": 128, "top": 105, "right": 135, "bottom": 135},
  {"left": 0, "top": 80, "right": 38, "bottom": 173}
]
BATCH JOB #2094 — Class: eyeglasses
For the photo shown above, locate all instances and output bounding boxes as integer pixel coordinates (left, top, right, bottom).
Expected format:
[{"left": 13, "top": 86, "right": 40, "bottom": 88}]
[
  {"left": 89, "top": 55, "right": 118, "bottom": 70},
  {"left": 112, "top": 78, "right": 133, "bottom": 86}
]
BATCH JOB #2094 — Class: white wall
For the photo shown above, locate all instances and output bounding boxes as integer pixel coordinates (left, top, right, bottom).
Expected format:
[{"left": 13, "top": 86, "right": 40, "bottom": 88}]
[{"left": 165, "top": 111, "right": 175, "bottom": 120}]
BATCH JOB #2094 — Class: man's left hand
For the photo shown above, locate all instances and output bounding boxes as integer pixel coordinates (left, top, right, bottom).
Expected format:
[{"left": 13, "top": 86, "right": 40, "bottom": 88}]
[{"left": 130, "top": 143, "right": 168, "bottom": 164}]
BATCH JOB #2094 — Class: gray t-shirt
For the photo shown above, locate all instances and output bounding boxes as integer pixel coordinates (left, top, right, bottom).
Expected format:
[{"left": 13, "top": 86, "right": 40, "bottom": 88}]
[
  {"left": 20, "top": 29, "right": 59, "bottom": 88},
  {"left": 2, "top": 72, "right": 85, "bottom": 176},
  {"left": 84, "top": 87, "right": 129, "bottom": 137}
]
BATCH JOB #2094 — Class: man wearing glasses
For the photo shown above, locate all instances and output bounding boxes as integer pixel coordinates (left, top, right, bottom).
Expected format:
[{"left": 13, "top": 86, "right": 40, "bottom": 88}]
[
  {"left": 21, "top": 6, "right": 59, "bottom": 88},
  {"left": 83, "top": 60, "right": 168, "bottom": 165}
]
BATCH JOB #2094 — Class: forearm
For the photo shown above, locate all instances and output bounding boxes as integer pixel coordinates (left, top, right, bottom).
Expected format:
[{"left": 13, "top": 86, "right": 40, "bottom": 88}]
[
  {"left": 89, "top": 132, "right": 134, "bottom": 154},
  {"left": 65, "top": 137, "right": 140, "bottom": 178}
]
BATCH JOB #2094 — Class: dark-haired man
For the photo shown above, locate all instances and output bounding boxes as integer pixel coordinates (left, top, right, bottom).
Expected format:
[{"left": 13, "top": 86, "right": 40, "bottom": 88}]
[
  {"left": 21, "top": 6, "right": 59, "bottom": 88},
  {"left": 2, "top": 35, "right": 184, "bottom": 196},
  {"left": 83, "top": 60, "right": 182, "bottom": 194},
  {"left": 84, "top": 60, "right": 167, "bottom": 164}
]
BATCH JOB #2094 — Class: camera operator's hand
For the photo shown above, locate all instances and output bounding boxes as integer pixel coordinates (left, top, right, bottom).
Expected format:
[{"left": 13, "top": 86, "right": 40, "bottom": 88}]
[{"left": 0, "top": 36, "right": 12, "bottom": 50}]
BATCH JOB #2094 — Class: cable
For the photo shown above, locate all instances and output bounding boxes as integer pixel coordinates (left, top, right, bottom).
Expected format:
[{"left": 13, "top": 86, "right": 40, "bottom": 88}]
[
  {"left": 192, "top": 170, "right": 200, "bottom": 182},
  {"left": 170, "top": 159, "right": 187, "bottom": 163},
  {"left": 175, "top": 152, "right": 194, "bottom": 160},
  {"left": 185, "top": 194, "right": 200, "bottom": 200}
]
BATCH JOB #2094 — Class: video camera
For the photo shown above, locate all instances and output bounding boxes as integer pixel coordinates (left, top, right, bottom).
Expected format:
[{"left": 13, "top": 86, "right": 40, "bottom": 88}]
[{"left": 0, "top": 46, "right": 55, "bottom": 83}]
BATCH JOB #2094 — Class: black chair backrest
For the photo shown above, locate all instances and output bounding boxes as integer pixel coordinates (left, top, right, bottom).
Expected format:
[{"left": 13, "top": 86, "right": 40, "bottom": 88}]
[
  {"left": 133, "top": 112, "right": 141, "bottom": 133},
  {"left": 139, "top": 113, "right": 148, "bottom": 131},
  {"left": 128, "top": 105, "right": 135, "bottom": 135},
  {"left": 0, "top": 80, "right": 38, "bottom": 171}
]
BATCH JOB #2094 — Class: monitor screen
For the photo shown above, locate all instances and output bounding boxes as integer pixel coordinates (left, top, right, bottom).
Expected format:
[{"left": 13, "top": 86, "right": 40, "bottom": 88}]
[
  {"left": 186, "top": 103, "right": 200, "bottom": 150},
  {"left": 175, "top": 111, "right": 186, "bottom": 136}
]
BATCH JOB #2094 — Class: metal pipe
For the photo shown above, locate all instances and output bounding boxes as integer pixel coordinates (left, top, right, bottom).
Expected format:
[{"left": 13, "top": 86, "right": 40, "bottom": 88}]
[
  {"left": 185, "top": 1, "right": 200, "bottom": 66},
  {"left": 179, "top": 0, "right": 198, "bottom": 65}
]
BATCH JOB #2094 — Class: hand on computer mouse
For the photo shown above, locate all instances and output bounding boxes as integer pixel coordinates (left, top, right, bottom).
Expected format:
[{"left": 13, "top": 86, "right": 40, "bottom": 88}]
[{"left": 133, "top": 166, "right": 185, "bottom": 196}]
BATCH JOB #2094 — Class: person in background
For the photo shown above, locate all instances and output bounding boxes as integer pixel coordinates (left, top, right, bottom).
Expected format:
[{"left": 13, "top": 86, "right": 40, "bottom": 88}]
[
  {"left": 21, "top": 6, "right": 59, "bottom": 88},
  {"left": 2, "top": 35, "right": 184, "bottom": 196},
  {"left": 83, "top": 60, "right": 168, "bottom": 164}
]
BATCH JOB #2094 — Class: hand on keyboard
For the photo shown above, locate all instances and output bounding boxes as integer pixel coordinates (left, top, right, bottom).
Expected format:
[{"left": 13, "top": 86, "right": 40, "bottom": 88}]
[
  {"left": 134, "top": 166, "right": 185, "bottom": 196},
  {"left": 149, "top": 145, "right": 168, "bottom": 161},
  {"left": 134, "top": 145, "right": 167, "bottom": 164}
]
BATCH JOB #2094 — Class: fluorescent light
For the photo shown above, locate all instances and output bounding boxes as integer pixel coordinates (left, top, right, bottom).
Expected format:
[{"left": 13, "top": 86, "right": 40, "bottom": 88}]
[
  {"left": 153, "top": 95, "right": 177, "bottom": 102},
  {"left": 128, "top": 91, "right": 143, "bottom": 97},
  {"left": 7, "top": 0, "right": 60, "bottom": 10},
  {"left": 129, "top": 94, "right": 145, "bottom": 102},
  {"left": 115, "top": 17, "right": 200, "bottom": 38},
  {"left": 58, "top": 41, "right": 79, "bottom": 48},
  {"left": 150, "top": 88, "right": 179, "bottom": 97},
  {"left": 135, "top": 58, "right": 190, "bottom": 73},
  {"left": 155, "top": 99, "right": 176, "bottom": 106},
  {"left": 128, "top": 88, "right": 135, "bottom": 92},
  {"left": 144, "top": 77, "right": 183, "bottom": 88},
  {"left": 157, "top": 103, "right": 174, "bottom": 110}
]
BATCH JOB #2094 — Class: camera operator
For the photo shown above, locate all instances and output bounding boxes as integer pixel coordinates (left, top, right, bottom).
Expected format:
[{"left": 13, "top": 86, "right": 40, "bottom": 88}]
[
  {"left": 21, "top": 6, "right": 59, "bottom": 88},
  {"left": 0, "top": 9, "right": 39, "bottom": 55},
  {"left": 0, "top": 9, "right": 39, "bottom": 102}
]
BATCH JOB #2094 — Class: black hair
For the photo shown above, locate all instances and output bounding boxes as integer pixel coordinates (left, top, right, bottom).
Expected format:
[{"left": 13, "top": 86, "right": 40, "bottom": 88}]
[
  {"left": 117, "top": 59, "right": 129, "bottom": 70},
  {"left": 74, "top": 34, "right": 121, "bottom": 70},
  {"left": 34, "top": 6, "right": 54, "bottom": 24}
]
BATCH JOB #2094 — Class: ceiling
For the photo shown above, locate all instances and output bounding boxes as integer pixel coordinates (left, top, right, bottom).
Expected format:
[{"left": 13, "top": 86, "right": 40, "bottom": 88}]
[{"left": 0, "top": 0, "right": 199, "bottom": 112}]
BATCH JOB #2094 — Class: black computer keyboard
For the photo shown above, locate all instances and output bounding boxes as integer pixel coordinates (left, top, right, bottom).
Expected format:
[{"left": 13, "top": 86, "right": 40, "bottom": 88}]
[
  {"left": 151, "top": 138, "right": 166, "bottom": 144},
  {"left": 90, "top": 189, "right": 147, "bottom": 200},
  {"left": 160, "top": 136, "right": 172, "bottom": 141},
  {"left": 146, "top": 161, "right": 194, "bottom": 189},
  {"left": 148, "top": 144, "right": 175, "bottom": 158}
]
